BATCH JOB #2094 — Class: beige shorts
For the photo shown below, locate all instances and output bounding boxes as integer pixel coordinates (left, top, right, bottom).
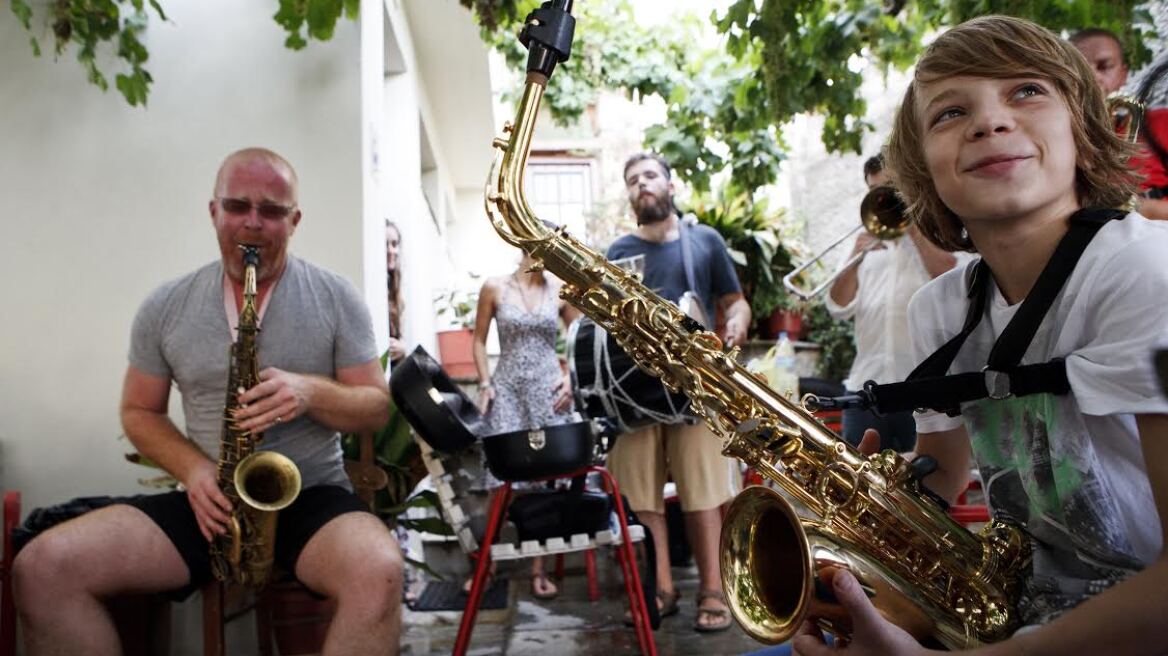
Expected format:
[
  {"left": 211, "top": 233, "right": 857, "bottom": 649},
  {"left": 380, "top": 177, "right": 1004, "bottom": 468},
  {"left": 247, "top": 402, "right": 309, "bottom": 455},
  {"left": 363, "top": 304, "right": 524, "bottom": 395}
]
[{"left": 606, "top": 421, "right": 740, "bottom": 514}]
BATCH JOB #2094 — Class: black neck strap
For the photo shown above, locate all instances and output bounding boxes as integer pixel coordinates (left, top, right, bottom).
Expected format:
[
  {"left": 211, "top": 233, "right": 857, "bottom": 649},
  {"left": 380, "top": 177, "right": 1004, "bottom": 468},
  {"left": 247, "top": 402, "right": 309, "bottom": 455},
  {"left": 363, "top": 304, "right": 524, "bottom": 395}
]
[
  {"left": 679, "top": 214, "right": 699, "bottom": 296},
  {"left": 866, "top": 207, "right": 1126, "bottom": 416}
]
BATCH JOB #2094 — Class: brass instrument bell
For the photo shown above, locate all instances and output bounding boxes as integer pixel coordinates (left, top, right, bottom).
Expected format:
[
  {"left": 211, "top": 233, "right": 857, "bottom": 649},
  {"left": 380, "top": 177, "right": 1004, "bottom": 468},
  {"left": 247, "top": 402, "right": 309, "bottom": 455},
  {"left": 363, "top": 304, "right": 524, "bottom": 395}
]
[{"left": 782, "top": 185, "right": 911, "bottom": 299}]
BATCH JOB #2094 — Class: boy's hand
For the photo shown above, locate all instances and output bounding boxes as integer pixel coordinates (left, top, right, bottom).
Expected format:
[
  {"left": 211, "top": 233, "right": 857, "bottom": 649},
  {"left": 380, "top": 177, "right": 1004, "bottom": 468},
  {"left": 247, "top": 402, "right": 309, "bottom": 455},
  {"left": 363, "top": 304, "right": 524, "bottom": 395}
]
[
  {"left": 857, "top": 428, "right": 918, "bottom": 462},
  {"left": 792, "top": 570, "right": 929, "bottom": 656},
  {"left": 857, "top": 428, "right": 881, "bottom": 456}
]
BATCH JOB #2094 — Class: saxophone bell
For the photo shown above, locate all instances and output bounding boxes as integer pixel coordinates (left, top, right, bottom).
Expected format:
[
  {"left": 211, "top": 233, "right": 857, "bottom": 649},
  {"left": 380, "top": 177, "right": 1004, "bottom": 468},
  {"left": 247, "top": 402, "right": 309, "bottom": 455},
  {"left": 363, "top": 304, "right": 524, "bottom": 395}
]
[
  {"left": 234, "top": 450, "right": 302, "bottom": 512},
  {"left": 721, "top": 486, "right": 937, "bottom": 645}
]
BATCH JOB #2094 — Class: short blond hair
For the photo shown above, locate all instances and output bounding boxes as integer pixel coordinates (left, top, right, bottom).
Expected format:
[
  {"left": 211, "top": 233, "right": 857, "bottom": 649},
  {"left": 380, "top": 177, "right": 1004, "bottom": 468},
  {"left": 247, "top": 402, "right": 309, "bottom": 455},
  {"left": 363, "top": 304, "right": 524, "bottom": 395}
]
[{"left": 885, "top": 15, "right": 1137, "bottom": 252}]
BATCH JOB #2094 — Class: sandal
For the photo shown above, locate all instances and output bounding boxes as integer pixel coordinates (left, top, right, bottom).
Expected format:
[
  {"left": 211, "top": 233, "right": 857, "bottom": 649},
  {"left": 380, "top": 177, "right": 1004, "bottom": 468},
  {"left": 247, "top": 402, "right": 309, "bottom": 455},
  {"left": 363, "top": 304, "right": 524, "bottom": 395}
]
[
  {"left": 657, "top": 588, "right": 681, "bottom": 618},
  {"left": 624, "top": 588, "right": 680, "bottom": 625},
  {"left": 462, "top": 572, "right": 495, "bottom": 596},
  {"left": 694, "top": 589, "right": 732, "bottom": 633},
  {"left": 530, "top": 572, "right": 559, "bottom": 600}
]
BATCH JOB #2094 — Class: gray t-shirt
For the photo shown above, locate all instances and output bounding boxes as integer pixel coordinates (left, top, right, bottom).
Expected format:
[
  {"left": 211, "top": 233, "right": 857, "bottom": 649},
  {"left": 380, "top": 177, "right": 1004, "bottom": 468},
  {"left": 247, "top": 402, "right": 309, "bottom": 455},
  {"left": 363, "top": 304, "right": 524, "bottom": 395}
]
[
  {"left": 606, "top": 221, "right": 741, "bottom": 323},
  {"left": 129, "top": 255, "right": 378, "bottom": 489}
]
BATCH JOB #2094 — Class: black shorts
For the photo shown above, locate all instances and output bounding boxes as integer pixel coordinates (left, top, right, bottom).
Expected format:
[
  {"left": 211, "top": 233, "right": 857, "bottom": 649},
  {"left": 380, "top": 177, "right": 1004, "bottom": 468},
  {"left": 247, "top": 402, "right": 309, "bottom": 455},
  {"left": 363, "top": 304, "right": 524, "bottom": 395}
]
[{"left": 124, "top": 485, "right": 370, "bottom": 601}]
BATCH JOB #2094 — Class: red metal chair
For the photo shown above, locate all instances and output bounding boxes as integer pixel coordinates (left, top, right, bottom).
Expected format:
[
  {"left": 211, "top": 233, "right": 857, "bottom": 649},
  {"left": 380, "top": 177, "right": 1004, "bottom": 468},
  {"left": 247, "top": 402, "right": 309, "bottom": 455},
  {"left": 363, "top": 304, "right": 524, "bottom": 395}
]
[
  {"left": 453, "top": 465, "right": 657, "bottom": 656},
  {"left": 948, "top": 477, "right": 990, "bottom": 525},
  {"left": 2, "top": 491, "right": 21, "bottom": 656},
  {"left": 817, "top": 409, "right": 844, "bottom": 434}
]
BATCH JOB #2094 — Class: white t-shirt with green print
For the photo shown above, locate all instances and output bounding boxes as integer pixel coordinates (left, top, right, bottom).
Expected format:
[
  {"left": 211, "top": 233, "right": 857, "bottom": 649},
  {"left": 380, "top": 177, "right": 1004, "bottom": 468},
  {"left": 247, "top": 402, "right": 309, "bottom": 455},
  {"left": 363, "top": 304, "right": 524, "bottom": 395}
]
[{"left": 909, "top": 213, "right": 1168, "bottom": 625}]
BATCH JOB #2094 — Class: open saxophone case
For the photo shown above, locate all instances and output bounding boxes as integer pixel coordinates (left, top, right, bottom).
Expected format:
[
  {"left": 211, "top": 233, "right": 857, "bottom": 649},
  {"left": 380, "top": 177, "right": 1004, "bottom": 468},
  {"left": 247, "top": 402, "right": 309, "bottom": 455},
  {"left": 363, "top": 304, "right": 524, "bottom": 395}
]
[
  {"left": 389, "top": 347, "right": 659, "bottom": 628},
  {"left": 389, "top": 346, "right": 483, "bottom": 453},
  {"left": 389, "top": 346, "right": 601, "bottom": 475},
  {"left": 390, "top": 346, "right": 616, "bottom": 540}
]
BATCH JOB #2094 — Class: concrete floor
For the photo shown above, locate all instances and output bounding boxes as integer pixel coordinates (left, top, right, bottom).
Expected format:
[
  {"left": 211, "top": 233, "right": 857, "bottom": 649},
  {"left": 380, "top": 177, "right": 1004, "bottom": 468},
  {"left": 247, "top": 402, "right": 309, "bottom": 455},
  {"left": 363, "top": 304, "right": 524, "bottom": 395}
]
[{"left": 400, "top": 557, "right": 773, "bottom": 656}]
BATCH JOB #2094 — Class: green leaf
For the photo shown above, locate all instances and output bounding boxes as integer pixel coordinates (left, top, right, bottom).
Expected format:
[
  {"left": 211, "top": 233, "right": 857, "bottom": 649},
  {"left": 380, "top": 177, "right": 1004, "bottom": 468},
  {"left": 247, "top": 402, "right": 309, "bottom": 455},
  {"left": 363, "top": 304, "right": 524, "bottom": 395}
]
[
  {"left": 400, "top": 516, "right": 456, "bottom": 536},
  {"left": 382, "top": 489, "right": 441, "bottom": 516},
  {"left": 11, "top": 0, "right": 33, "bottom": 29},
  {"left": 115, "top": 72, "right": 145, "bottom": 106},
  {"left": 306, "top": 0, "right": 343, "bottom": 41},
  {"left": 404, "top": 555, "right": 445, "bottom": 580}
]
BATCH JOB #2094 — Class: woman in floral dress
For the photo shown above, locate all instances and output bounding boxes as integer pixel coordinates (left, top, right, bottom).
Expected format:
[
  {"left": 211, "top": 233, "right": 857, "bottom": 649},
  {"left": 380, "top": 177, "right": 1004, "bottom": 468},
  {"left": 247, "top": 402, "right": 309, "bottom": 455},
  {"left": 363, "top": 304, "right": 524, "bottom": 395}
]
[{"left": 471, "top": 249, "right": 580, "bottom": 598}]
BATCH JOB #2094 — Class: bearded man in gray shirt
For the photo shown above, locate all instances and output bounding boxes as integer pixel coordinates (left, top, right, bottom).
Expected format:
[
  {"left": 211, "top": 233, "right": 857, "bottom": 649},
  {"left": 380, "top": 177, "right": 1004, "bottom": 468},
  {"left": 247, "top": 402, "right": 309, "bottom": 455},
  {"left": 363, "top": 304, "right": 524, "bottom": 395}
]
[
  {"left": 604, "top": 152, "right": 751, "bottom": 633},
  {"left": 13, "top": 148, "right": 402, "bottom": 656}
]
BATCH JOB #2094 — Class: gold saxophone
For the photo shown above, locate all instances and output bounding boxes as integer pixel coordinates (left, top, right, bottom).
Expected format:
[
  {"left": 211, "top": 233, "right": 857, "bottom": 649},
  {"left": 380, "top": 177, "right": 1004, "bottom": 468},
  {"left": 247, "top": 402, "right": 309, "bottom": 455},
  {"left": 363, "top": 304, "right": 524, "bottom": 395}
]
[
  {"left": 209, "top": 245, "right": 302, "bottom": 587},
  {"left": 484, "top": 15, "right": 1030, "bottom": 648}
]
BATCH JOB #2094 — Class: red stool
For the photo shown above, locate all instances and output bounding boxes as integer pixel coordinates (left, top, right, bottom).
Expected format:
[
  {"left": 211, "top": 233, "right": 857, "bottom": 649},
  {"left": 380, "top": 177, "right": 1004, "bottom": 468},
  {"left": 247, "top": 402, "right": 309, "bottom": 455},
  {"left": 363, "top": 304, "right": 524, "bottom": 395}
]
[
  {"left": 2, "top": 491, "right": 21, "bottom": 656},
  {"left": 552, "top": 550, "right": 601, "bottom": 602},
  {"left": 817, "top": 409, "right": 844, "bottom": 434},
  {"left": 453, "top": 466, "right": 657, "bottom": 656},
  {"left": 949, "top": 477, "right": 990, "bottom": 526},
  {"left": 948, "top": 504, "right": 991, "bottom": 525}
]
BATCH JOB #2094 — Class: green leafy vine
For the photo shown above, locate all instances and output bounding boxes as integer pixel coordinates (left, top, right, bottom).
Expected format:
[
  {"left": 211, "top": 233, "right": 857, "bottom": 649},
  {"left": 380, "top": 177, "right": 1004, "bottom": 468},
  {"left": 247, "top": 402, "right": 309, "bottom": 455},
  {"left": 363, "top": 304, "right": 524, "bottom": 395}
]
[{"left": 8, "top": 0, "right": 362, "bottom": 107}]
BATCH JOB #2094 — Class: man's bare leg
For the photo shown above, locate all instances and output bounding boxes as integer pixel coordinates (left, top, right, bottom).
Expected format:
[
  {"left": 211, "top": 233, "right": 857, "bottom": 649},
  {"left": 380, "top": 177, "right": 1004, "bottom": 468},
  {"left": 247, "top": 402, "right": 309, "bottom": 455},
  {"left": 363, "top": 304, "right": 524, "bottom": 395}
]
[
  {"left": 295, "top": 512, "right": 403, "bottom": 656},
  {"left": 638, "top": 510, "right": 673, "bottom": 598},
  {"left": 684, "top": 507, "right": 729, "bottom": 628},
  {"left": 13, "top": 505, "right": 189, "bottom": 656}
]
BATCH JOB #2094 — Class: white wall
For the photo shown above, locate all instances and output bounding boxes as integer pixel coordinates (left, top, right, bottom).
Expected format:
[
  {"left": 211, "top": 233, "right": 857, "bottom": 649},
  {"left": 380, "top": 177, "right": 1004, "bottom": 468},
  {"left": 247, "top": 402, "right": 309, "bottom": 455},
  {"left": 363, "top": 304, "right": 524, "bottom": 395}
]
[
  {"left": 382, "top": 0, "right": 499, "bottom": 357},
  {"left": 0, "top": 1, "right": 363, "bottom": 512}
]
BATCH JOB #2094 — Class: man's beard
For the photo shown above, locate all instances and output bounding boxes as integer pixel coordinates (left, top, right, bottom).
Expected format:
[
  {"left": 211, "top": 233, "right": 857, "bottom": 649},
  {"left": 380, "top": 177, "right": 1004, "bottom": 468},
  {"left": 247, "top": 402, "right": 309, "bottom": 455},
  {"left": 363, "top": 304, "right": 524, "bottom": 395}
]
[{"left": 634, "top": 192, "right": 673, "bottom": 225}]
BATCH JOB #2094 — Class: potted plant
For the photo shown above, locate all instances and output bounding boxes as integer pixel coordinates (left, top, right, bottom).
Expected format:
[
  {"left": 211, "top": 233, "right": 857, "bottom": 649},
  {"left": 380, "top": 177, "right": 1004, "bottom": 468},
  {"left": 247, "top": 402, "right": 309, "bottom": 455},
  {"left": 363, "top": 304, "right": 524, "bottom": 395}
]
[
  {"left": 801, "top": 303, "right": 856, "bottom": 384},
  {"left": 434, "top": 285, "right": 479, "bottom": 379},
  {"left": 688, "top": 184, "right": 807, "bottom": 339}
]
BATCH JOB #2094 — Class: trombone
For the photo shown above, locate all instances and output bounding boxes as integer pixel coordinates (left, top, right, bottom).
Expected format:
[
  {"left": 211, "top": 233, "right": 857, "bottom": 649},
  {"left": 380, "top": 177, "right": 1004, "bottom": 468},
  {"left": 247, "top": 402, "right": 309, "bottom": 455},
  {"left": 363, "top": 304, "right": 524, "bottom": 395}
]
[{"left": 782, "top": 185, "right": 910, "bottom": 299}]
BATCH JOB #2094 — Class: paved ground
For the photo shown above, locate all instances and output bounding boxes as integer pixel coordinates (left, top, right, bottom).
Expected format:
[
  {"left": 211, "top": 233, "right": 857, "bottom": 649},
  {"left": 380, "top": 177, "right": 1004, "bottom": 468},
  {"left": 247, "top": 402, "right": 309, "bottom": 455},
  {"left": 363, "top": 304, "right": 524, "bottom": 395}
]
[{"left": 401, "top": 557, "right": 775, "bottom": 656}]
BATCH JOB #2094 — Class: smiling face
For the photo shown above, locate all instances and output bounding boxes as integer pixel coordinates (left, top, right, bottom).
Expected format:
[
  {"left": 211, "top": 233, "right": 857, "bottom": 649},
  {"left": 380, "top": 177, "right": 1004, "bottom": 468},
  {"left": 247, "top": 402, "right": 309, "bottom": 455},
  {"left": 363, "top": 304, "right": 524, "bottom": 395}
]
[
  {"left": 624, "top": 158, "right": 675, "bottom": 225},
  {"left": 209, "top": 152, "right": 301, "bottom": 283},
  {"left": 917, "top": 75, "right": 1080, "bottom": 230},
  {"left": 886, "top": 16, "right": 1137, "bottom": 252}
]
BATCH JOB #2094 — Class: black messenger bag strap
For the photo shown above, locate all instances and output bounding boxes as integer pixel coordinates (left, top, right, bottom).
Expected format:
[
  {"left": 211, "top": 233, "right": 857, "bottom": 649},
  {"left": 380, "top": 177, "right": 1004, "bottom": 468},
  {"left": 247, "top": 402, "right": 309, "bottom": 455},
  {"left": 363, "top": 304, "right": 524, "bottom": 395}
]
[
  {"left": 866, "top": 207, "right": 1126, "bottom": 415},
  {"left": 679, "top": 215, "right": 700, "bottom": 298}
]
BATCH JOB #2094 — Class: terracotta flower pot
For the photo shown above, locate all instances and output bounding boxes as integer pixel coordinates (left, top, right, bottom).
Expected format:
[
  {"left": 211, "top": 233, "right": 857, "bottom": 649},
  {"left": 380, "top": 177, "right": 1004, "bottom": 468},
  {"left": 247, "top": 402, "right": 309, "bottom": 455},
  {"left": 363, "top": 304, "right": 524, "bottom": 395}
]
[
  {"left": 436, "top": 328, "right": 478, "bottom": 379},
  {"left": 765, "top": 309, "right": 804, "bottom": 341}
]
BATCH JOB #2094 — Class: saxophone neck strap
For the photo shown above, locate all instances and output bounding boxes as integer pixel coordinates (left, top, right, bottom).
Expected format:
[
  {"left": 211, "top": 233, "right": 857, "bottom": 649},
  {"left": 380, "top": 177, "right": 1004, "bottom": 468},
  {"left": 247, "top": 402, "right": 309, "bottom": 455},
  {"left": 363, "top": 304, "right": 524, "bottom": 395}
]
[{"left": 865, "top": 207, "right": 1126, "bottom": 416}]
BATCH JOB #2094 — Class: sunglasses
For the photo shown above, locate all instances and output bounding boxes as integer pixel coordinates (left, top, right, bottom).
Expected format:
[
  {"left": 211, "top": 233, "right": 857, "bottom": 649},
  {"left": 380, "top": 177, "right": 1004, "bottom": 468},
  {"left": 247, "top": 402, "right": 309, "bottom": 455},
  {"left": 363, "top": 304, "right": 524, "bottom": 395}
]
[{"left": 217, "top": 197, "right": 296, "bottom": 219}]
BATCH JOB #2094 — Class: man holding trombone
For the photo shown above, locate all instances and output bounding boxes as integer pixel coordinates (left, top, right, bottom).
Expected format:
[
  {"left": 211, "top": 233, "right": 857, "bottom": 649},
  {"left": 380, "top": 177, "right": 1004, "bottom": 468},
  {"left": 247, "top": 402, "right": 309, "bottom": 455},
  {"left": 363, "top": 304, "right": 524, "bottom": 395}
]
[{"left": 824, "top": 153, "right": 962, "bottom": 451}]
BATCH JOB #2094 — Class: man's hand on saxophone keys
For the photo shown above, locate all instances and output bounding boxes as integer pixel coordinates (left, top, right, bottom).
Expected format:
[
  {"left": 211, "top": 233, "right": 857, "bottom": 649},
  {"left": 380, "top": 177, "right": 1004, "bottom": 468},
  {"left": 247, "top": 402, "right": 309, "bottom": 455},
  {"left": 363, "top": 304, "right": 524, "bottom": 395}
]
[{"left": 233, "top": 366, "right": 311, "bottom": 433}]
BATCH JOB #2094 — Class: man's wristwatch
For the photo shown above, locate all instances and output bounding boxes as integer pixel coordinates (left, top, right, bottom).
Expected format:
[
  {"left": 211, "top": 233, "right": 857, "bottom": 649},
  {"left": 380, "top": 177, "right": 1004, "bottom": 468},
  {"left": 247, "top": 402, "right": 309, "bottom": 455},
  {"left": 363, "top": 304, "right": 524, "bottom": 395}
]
[{"left": 478, "top": 381, "right": 493, "bottom": 391}]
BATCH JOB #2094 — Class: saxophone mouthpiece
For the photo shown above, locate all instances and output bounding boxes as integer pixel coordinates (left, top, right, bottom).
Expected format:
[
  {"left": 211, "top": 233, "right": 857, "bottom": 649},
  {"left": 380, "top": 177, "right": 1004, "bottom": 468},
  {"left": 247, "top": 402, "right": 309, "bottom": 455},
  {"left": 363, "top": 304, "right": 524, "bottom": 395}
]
[
  {"left": 519, "top": 0, "right": 576, "bottom": 78},
  {"left": 239, "top": 245, "right": 260, "bottom": 268}
]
